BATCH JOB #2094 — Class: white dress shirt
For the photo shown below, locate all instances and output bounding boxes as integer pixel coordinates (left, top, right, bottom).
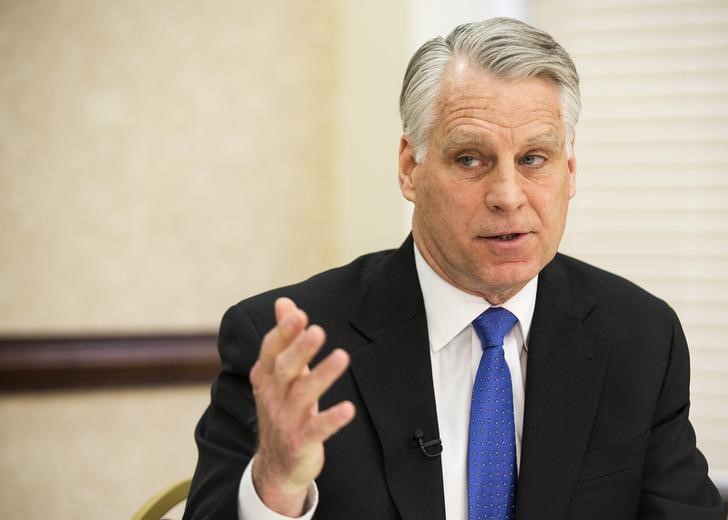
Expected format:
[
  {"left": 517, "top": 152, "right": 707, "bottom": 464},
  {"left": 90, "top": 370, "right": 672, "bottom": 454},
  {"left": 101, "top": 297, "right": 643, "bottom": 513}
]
[
  {"left": 416, "top": 246, "right": 537, "bottom": 520},
  {"left": 238, "top": 246, "right": 538, "bottom": 520}
]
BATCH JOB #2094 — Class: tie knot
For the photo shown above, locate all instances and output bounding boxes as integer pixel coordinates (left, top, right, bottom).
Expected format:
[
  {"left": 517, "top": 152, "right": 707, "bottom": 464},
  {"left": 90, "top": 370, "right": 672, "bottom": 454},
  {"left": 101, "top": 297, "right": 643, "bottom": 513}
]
[{"left": 472, "top": 307, "right": 518, "bottom": 350}]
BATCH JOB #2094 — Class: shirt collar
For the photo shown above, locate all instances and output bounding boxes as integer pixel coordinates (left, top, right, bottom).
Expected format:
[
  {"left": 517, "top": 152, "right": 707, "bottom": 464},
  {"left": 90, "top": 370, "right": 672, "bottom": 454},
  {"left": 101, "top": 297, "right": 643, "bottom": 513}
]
[{"left": 414, "top": 243, "right": 538, "bottom": 353}]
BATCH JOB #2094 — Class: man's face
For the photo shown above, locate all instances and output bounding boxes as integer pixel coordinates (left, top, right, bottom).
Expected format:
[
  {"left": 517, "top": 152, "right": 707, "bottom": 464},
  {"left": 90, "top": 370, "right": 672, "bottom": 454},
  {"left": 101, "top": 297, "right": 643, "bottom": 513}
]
[{"left": 399, "top": 61, "right": 576, "bottom": 304}]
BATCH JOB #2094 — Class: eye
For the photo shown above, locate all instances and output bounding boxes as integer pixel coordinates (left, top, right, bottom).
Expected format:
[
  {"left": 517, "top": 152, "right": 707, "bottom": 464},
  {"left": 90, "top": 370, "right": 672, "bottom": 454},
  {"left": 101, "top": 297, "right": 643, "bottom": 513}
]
[
  {"left": 456, "top": 155, "right": 483, "bottom": 168},
  {"left": 520, "top": 154, "right": 546, "bottom": 167}
]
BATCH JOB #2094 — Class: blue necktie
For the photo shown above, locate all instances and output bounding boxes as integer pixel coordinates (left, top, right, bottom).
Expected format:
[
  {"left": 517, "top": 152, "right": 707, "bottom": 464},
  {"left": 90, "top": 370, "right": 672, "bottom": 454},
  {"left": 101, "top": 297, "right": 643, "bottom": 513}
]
[{"left": 468, "top": 307, "right": 519, "bottom": 520}]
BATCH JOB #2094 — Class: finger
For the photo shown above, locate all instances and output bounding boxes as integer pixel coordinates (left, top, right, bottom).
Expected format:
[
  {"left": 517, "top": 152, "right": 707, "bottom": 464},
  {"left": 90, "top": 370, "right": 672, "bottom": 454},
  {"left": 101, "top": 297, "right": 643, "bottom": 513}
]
[
  {"left": 274, "top": 299, "right": 309, "bottom": 339},
  {"left": 273, "top": 325, "right": 325, "bottom": 379},
  {"left": 258, "top": 303, "right": 308, "bottom": 374},
  {"left": 288, "top": 348, "right": 350, "bottom": 406},
  {"left": 304, "top": 400, "right": 356, "bottom": 444},
  {"left": 249, "top": 359, "right": 262, "bottom": 387},
  {"left": 271, "top": 325, "right": 326, "bottom": 396},
  {"left": 274, "top": 297, "right": 297, "bottom": 323}
]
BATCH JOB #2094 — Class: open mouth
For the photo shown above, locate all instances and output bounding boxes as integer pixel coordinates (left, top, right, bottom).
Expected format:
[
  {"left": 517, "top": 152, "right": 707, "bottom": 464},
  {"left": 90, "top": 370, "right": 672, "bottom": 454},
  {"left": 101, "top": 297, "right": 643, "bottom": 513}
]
[{"left": 488, "top": 233, "right": 522, "bottom": 241}]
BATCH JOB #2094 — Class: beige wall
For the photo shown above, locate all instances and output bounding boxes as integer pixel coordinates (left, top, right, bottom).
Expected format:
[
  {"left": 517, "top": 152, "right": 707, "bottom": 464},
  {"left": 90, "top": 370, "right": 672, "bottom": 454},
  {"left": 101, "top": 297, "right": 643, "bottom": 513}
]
[
  {"left": 1, "top": 0, "right": 344, "bottom": 335},
  {"left": 0, "top": 1, "right": 409, "bottom": 518},
  {"left": 0, "top": 385, "right": 210, "bottom": 519},
  {"left": 336, "top": 1, "right": 410, "bottom": 263}
]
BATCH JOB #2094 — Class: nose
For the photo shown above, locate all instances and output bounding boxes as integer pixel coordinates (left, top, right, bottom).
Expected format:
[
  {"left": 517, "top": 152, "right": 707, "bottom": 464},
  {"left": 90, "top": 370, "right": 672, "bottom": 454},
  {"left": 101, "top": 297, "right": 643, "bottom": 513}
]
[{"left": 484, "top": 163, "right": 527, "bottom": 212}]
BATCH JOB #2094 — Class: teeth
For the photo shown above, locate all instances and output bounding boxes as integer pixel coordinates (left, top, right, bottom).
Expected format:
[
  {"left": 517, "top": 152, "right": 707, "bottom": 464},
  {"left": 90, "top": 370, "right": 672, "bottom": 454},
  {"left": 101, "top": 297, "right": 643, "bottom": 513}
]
[{"left": 498, "top": 234, "right": 516, "bottom": 241}]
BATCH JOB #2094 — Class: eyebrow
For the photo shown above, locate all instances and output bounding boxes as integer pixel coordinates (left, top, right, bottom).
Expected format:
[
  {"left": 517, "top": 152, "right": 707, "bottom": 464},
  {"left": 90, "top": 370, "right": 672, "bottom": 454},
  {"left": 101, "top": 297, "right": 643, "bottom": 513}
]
[
  {"left": 441, "top": 130, "right": 564, "bottom": 152},
  {"left": 522, "top": 132, "right": 564, "bottom": 149},
  {"left": 441, "top": 132, "right": 495, "bottom": 152}
]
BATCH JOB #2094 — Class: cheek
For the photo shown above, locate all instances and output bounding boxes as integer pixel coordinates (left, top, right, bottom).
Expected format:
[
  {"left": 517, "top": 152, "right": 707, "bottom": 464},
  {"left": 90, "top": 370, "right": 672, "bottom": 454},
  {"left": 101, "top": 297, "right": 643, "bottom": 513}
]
[
  {"left": 543, "top": 198, "right": 571, "bottom": 242},
  {"left": 530, "top": 187, "right": 570, "bottom": 228},
  {"left": 438, "top": 191, "right": 480, "bottom": 232},
  {"left": 421, "top": 176, "right": 461, "bottom": 216}
]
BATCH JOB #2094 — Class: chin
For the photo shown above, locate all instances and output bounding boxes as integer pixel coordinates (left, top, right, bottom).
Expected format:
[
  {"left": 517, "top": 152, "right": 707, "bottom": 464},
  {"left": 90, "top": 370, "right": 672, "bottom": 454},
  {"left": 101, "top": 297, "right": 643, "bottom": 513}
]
[{"left": 479, "top": 261, "right": 539, "bottom": 296}]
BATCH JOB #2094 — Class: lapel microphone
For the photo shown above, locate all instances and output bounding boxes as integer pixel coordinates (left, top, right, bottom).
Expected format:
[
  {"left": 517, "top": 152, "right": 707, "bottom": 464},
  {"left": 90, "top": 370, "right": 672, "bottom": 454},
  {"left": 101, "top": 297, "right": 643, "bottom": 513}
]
[{"left": 414, "top": 429, "right": 443, "bottom": 458}]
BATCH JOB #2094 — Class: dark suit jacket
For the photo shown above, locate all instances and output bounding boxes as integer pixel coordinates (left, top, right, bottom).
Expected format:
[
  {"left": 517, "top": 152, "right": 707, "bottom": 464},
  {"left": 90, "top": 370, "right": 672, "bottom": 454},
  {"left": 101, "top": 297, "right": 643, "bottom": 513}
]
[{"left": 183, "top": 236, "right": 723, "bottom": 519}]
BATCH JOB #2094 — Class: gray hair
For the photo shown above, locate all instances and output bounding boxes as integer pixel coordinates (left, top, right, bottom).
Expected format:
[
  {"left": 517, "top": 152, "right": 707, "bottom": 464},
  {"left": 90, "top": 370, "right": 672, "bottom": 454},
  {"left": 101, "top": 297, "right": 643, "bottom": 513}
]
[{"left": 399, "top": 17, "right": 581, "bottom": 161}]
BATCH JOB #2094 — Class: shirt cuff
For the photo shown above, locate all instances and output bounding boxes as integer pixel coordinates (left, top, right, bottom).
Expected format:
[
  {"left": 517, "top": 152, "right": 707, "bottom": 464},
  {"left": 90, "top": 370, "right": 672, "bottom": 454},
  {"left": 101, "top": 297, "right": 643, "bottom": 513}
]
[{"left": 237, "top": 458, "right": 319, "bottom": 520}]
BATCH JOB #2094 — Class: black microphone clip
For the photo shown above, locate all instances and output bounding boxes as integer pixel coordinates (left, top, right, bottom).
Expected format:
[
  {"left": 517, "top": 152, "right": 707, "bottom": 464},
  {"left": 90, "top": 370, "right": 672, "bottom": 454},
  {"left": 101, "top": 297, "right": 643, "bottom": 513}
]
[{"left": 414, "top": 429, "right": 443, "bottom": 458}]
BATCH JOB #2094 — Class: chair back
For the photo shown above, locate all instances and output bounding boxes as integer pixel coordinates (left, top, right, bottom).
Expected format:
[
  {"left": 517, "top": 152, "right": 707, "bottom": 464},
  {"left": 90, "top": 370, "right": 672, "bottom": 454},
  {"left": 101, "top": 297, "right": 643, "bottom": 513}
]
[{"left": 131, "top": 478, "right": 192, "bottom": 520}]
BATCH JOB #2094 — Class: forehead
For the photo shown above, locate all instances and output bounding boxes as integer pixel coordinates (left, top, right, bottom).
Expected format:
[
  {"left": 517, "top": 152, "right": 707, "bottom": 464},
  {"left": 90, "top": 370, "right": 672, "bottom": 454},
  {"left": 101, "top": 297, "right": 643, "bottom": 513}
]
[{"left": 434, "top": 61, "right": 564, "bottom": 141}]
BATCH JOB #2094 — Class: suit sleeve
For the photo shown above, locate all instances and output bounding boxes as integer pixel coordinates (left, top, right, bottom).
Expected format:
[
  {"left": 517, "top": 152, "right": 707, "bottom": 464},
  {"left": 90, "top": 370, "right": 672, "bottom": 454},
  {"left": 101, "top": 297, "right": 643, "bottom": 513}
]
[
  {"left": 182, "top": 304, "right": 263, "bottom": 520},
  {"left": 637, "top": 306, "right": 724, "bottom": 518}
]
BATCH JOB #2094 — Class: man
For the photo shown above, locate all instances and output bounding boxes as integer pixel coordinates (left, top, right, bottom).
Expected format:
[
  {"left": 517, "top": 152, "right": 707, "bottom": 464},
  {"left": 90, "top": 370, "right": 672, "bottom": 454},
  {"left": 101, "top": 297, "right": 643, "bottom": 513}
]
[{"left": 183, "top": 18, "right": 723, "bottom": 520}]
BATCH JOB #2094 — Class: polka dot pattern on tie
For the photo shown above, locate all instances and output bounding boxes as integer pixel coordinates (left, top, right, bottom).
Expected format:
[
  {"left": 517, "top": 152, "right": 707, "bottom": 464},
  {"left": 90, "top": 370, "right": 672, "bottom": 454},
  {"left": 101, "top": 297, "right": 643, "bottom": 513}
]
[{"left": 468, "top": 307, "right": 519, "bottom": 520}]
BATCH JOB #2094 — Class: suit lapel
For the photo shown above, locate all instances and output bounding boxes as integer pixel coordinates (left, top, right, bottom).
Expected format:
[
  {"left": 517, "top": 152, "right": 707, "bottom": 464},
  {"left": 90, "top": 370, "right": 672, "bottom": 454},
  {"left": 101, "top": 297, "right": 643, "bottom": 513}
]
[
  {"left": 516, "top": 256, "right": 611, "bottom": 519},
  {"left": 348, "top": 236, "right": 446, "bottom": 520}
]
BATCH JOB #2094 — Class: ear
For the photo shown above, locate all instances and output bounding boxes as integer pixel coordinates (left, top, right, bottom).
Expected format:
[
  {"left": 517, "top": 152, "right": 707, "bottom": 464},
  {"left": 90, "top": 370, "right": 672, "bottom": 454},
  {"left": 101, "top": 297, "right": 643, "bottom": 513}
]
[
  {"left": 398, "top": 135, "right": 418, "bottom": 203},
  {"left": 567, "top": 135, "right": 577, "bottom": 199}
]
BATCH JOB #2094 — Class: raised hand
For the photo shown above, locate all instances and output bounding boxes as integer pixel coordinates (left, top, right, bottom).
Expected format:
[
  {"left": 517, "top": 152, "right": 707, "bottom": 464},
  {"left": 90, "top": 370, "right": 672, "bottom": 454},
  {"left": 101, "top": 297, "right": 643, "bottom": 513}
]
[{"left": 249, "top": 297, "right": 356, "bottom": 516}]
